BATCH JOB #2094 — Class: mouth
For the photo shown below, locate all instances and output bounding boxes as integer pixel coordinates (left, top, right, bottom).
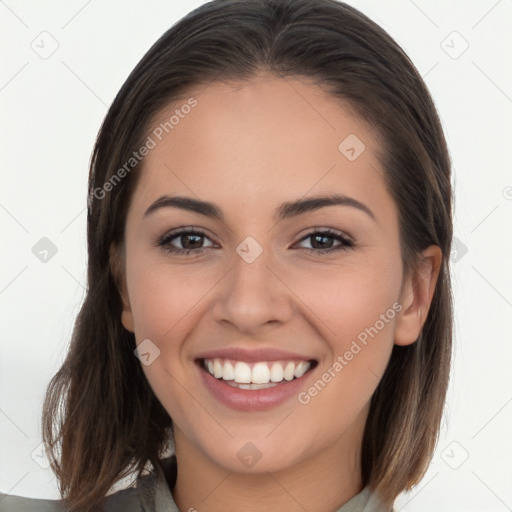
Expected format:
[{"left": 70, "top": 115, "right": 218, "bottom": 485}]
[
  {"left": 200, "top": 357, "right": 317, "bottom": 389},
  {"left": 195, "top": 355, "right": 318, "bottom": 411}
]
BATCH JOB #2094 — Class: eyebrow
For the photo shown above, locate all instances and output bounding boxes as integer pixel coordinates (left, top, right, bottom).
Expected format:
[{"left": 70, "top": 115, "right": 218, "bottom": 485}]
[{"left": 143, "top": 193, "right": 376, "bottom": 222}]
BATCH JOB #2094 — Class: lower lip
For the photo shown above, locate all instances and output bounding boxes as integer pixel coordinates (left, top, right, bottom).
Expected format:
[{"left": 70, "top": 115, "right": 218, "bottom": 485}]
[{"left": 198, "top": 362, "right": 315, "bottom": 412}]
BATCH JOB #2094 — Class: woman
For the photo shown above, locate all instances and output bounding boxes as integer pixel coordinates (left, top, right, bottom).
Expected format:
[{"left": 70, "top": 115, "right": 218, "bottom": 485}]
[{"left": 0, "top": 0, "right": 453, "bottom": 510}]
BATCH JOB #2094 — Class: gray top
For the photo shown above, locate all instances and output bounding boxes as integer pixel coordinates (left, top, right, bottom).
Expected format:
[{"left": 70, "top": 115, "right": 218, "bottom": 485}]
[{"left": 0, "top": 457, "right": 392, "bottom": 511}]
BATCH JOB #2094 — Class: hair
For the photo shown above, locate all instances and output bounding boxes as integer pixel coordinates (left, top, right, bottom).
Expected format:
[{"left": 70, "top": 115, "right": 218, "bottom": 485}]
[{"left": 42, "top": 0, "right": 453, "bottom": 510}]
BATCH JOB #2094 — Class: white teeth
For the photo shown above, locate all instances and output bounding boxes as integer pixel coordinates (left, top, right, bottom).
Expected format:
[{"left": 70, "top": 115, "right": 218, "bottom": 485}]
[
  {"left": 227, "top": 381, "right": 279, "bottom": 390},
  {"left": 270, "top": 362, "right": 284, "bottom": 382},
  {"left": 223, "top": 360, "right": 235, "bottom": 381},
  {"left": 213, "top": 359, "right": 223, "bottom": 378},
  {"left": 283, "top": 362, "right": 295, "bottom": 381},
  {"left": 251, "top": 362, "right": 270, "bottom": 384},
  {"left": 203, "top": 358, "right": 312, "bottom": 385},
  {"left": 294, "top": 361, "right": 309, "bottom": 378},
  {"left": 234, "top": 361, "right": 252, "bottom": 383}
]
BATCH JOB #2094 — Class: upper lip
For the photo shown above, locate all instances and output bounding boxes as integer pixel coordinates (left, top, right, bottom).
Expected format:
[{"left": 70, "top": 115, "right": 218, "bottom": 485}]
[{"left": 196, "top": 347, "right": 315, "bottom": 363}]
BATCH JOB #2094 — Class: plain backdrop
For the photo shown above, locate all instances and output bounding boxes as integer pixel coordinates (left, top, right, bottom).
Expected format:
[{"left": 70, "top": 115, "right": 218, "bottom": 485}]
[{"left": 1, "top": 0, "right": 511, "bottom": 510}]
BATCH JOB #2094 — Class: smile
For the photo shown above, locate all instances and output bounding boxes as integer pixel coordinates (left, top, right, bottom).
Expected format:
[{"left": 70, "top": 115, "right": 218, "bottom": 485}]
[
  {"left": 203, "top": 358, "right": 312, "bottom": 389},
  {"left": 196, "top": 352, "right": 318, "bottom": 411}
]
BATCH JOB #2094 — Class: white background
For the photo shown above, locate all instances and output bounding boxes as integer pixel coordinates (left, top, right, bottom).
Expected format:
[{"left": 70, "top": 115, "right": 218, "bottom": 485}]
[{"left": 1, "top": 0, "right": 511, "bottom": 510}]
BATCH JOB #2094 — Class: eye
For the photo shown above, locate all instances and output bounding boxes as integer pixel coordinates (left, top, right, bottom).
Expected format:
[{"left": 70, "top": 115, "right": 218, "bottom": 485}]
[
  {"left": 295, "top": 228, "right": 354, "bottom": 254},
  {"left": 157, "top": 227, "right": 216, "bottom": 255},
  {"left": 156, "top": 226, "right": 354, "bottom": 257}
]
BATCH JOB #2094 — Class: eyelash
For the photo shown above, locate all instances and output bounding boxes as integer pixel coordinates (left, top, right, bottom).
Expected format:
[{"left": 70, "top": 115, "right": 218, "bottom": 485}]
[{"left": 156, "top": 226, "right": 355, "bottom": 256}]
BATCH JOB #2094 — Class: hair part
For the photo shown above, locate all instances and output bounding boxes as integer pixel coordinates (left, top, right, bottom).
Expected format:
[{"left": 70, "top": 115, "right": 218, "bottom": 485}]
[{"left": 42, "top": 1, "right": 453, "bottom": 510}]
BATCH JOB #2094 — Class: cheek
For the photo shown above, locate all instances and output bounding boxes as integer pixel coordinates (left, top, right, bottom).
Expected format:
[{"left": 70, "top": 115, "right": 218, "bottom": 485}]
[
  {"left": 290, "top": 253, "right": 402, "bottom": 345},
  {"left": 293, "top": 257, "right": 402, "bottom": 415},
  {"left": 291, "top": 255, "right": 402, "bottom": 407},
  {"left": 125, "top": 259, "right": 207, "bottom": 421},
  {"left": 126, "top": 257, "right": 217, "bottom": 341}
]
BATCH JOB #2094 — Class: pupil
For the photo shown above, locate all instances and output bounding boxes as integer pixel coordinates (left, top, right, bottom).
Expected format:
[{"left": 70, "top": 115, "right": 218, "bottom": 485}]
[
  {"left": 183, "top": 234, "right": 203, "bottom": 249},
  {"left": 312, "top": 234, "right": 332, "bottom": 249}
]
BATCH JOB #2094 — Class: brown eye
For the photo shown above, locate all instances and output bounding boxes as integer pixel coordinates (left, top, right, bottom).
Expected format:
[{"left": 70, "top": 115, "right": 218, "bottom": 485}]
[
  {"left": 157, "top": 228, "right": 215, "bottom": 254},
  {"left": 296, "top": 229, "right": 354, "bottom": 254},
  {"left": 178, "top": 233, "right": 205, "bottom": 250}
]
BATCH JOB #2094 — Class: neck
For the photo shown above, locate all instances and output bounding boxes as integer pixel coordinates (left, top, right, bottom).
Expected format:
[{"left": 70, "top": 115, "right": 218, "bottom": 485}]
[{"left": 171, "top": 423, "right": 365, "bottom": 512}]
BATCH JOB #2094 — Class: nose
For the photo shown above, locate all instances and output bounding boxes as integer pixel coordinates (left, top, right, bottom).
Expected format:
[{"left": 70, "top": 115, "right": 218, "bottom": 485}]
[{"left": 211, "top": 242, "right": 294, "bottom": 335}]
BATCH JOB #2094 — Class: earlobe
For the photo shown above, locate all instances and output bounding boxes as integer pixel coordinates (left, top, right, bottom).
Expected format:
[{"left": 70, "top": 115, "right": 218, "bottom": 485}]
[
  {"left": 109, "top": 242, "right": 135, "bottom": 333},
  {"left": 394, "top": 245, "right": 442, "bottom": 347},
  {"left": 121, "top": 310, "right": 135, "bottom": 333}
]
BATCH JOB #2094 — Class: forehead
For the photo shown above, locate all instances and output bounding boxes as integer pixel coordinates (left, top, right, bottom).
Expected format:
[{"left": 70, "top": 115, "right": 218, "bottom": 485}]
[{"left": 130, "top": 74, "right": 392, "bottom": 220}]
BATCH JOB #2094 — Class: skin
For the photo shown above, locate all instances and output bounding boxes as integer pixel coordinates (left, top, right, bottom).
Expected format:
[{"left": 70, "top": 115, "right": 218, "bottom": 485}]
[{"left": 114, "top": 73, "right": 442, "bottom": 512}]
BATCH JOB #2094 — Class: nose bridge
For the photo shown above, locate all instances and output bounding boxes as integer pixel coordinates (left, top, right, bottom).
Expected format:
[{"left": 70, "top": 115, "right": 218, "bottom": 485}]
[{"left": 212, "top": 235, "right": 293, "bottom": 332}]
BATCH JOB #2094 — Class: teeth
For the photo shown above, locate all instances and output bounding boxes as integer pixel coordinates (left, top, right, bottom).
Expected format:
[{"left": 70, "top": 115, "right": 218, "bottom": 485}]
[
  {"left": 203, "top": 358, "right": 311, "bottom": 385},
  {"left": 283, "top": 362, "right": 295, "bottom": 381},
  {"left": 226, "top": 381, "right": 279, "bottom": 390},
  {"left": 223, "top": 361, "right": 235, "bottom": 380},
  {"left": 270, "top": 362, "right": 284, "bottom": 382},
  {"left": 252, "top": 362, "right": 270, "bottom": 384},
  {"left": 234, "top": 361, "right": 252, "bottom": 383},
  {"left": 294, "top": 361, "right": 309, "bottom": 378},
  {"left": 213, "top": 359, "right": 223, "bottom": 378}
]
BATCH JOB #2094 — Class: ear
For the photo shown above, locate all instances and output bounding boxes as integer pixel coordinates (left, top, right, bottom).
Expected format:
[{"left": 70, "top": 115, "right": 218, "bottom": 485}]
[
  {"left": 394, "top": 245, "right": 442, "bottom": 346},
  {"left": 109, "top": 242, "right": 134, "bottom": 333}
]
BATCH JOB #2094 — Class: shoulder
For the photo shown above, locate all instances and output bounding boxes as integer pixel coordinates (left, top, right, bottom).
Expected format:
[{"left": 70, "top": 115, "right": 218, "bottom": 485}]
[
  {"left": 335, "top": 486, "right": 395, "bottom": 512},
  {"left": 0, "top": 458, "right": 177, "bottom": 512},
  {"left": 0, "top": 479, "right": 147, "bottom": 512},
  {"left": 0, "top": 493, "right": 67, "bottom": 512},
  {"left": 0, "top": 486, "right": 143, "bottom": 512}
]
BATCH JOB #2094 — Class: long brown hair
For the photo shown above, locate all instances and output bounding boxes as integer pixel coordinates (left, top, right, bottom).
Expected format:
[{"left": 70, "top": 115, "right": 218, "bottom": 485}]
[{"left": 42, "top": 0, "right": 453, "bottom": 510}]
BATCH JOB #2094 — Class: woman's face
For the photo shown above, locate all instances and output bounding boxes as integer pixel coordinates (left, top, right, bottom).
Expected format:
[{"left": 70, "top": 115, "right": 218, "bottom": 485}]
[{"left": 117, "top": 74, "right": 436, "bottom": 476}]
